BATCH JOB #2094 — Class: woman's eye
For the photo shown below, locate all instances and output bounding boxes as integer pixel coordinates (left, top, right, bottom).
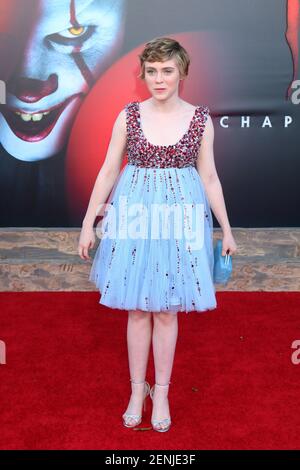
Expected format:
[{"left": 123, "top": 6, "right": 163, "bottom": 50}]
[
  {"left": 147, "top": 70, "right": 172, "bottom": 74},
  {"left": 47, "top": 25, "right": 95, "bottom": 45}
]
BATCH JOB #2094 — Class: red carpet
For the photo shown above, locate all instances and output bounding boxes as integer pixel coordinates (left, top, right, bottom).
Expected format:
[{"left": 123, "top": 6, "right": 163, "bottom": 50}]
[{"left": 0, "top": 291, "right": 299, "bottom": 450}]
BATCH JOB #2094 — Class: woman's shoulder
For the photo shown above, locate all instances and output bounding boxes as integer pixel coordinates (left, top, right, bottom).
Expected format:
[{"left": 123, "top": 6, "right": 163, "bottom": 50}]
[
  {"left": 194, "top": 102, "right": 210, "bottom": 113},
  {"left": 180, "top": 100, "right": 210, "bottom": 115},
  {"left": 123, "top": 101, "right": 139, "bottom": 118},
  {"left": 124, "top": 100, "right": 138, "bottom": 110},
  {"left": 199, "top": 104, "right": 210, "bottom": 117}
]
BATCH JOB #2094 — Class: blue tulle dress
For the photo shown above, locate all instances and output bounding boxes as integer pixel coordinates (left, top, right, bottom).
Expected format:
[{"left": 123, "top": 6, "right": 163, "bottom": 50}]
[{"left": 89, "top": 101, "right": 217, "bottom": 314}]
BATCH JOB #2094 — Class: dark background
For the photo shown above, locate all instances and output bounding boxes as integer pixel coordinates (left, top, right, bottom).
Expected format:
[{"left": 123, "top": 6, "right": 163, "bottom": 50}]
[{"left": 0, "top": 0, "right": 299, "bottom": 227}]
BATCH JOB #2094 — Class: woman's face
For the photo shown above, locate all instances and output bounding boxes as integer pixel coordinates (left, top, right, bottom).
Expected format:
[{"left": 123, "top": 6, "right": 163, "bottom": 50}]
[{"left": 143, "top": 58, "right": 182, "bottom": 101}]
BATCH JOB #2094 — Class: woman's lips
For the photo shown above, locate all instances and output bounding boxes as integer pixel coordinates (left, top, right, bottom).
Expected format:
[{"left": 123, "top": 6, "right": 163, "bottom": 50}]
[{"left": 0, "top": 94, "right": 79, "bottom": 142}]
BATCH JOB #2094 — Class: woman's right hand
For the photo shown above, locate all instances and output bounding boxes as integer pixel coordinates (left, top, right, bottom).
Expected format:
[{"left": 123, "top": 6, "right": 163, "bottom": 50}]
[{"left": 78, "top": 224, "right": 96, "bottom": 261}]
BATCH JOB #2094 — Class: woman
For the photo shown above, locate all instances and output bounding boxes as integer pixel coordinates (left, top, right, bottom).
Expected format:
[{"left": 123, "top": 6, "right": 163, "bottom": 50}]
[{"left": 78, "top": 37, "right": 237, "bottom": 432}]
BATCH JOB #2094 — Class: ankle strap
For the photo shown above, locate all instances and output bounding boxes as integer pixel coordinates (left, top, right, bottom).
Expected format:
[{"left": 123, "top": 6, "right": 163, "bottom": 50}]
[{"left": 155, "top": 382, "right": 171, "bottom": 386}]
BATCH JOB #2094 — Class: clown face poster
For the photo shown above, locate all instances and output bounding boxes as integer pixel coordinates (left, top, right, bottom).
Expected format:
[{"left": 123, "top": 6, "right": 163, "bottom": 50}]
[{"left": 0, "top": 0, "right": 299, "bottom": 227}]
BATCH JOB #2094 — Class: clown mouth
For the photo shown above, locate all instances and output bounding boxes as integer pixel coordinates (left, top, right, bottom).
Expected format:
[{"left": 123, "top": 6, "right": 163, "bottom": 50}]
[{"left": 1, "top": 94, "right": 80, "bottom": 142}]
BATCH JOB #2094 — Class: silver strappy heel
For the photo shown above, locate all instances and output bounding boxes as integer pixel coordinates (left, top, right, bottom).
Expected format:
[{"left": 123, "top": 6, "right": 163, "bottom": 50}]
[
  {"left": 122, "top": 379, "right": 150, "bottom": 428},
  {"left": 150, "top": 382, "right": 172, "bottom": 432}
]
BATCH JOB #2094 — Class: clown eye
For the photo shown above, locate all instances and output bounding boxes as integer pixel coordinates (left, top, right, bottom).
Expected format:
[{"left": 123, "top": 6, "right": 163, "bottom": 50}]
[
  {"left": 69, "top": 26, "right": 84, "bottom": 36},
  {"left": 59, "top": 26, "right": 86, "bottom": 38},
  {"left": 47, "top": 25, "right": 95, "bottom": 45}
]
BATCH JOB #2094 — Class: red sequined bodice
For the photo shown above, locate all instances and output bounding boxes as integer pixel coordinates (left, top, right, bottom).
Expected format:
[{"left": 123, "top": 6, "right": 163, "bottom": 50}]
[{"left": 125, "top": 101, "right": 209, "bottom": 168}]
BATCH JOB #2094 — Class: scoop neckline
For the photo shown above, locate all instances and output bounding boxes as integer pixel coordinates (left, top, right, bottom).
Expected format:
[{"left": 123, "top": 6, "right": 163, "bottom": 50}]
[{"left": 135, "top": 101, "right": 200, "bottom": 149}]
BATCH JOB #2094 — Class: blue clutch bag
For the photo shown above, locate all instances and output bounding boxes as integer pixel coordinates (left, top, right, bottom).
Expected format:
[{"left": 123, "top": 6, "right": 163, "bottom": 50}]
[{"left": 213, "top": 239, "right": 232, "bottom": 285}]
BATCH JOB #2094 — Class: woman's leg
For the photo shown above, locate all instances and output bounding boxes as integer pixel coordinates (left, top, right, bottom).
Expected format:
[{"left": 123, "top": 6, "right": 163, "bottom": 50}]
[
  {"left": 123, "top": 309, "right": 152, "bottom": 425},
  {"left": 151, "top": 311, "right": 178, "bottom": 429}
]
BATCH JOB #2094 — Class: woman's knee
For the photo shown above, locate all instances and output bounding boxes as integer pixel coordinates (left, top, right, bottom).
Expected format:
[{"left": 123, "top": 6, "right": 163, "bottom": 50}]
[
  {"left": 128, "top": 309, "right": 152, "bottom": 322},
  {"left": 153, "top": 311, "right": 178, "bottom": 325}
]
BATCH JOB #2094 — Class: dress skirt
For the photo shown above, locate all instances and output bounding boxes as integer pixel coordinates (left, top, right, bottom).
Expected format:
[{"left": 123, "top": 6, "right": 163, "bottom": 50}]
[{"left": 89, "top": 163, "right": 217, "bottom": 314}]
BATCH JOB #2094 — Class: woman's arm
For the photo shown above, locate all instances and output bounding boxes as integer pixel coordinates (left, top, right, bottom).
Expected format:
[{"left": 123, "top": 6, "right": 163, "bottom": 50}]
[
  {"left": 82, "top": 109, "right": 127, "bottom": 229},
  {"left": 78, "top": 109, "right": 127, "bottom": 260},
  {"left": 196, "top": 115, "right": 237, "bottom": 255}
]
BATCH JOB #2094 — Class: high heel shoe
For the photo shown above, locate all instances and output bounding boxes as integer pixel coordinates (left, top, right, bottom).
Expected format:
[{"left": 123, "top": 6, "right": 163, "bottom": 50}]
[
  {"left": 150, "top": 382, "right": 172, "bottom": 432},
  {"left": 122, "top": 379, "right": 150, "bottom": 428}
]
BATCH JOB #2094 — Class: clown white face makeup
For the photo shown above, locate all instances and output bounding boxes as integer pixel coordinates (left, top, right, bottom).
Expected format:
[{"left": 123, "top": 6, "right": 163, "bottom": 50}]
[{"left": 0, "top": 0, "right": 125, "bottom": 162}]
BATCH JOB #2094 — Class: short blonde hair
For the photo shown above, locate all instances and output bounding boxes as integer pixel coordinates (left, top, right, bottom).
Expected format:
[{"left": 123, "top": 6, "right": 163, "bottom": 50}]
[{"left": 138, "top": 37, "right": 190, "bottom": 80}]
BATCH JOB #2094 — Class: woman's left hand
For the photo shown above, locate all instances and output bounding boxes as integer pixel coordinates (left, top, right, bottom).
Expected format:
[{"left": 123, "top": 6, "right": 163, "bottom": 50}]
[{"left": 222, "top": 230, "right": 238, "bottom": 256}]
